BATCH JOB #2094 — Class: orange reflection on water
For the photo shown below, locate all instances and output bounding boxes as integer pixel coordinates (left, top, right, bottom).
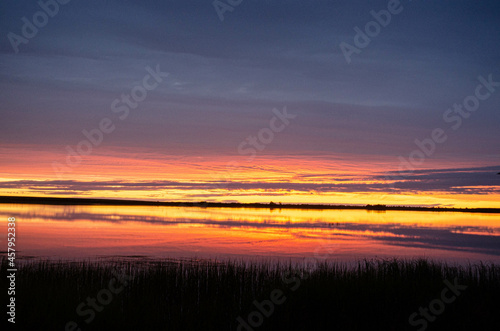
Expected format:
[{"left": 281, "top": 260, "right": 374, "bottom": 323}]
[{"left": 1, "top": 204, "right": 499, "bottom": 263}]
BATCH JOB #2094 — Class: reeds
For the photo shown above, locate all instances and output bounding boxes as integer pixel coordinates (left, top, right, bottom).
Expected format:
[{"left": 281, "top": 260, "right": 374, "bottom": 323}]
[{"left": 1, "top": 257, "right": 498, "bottom": 330}]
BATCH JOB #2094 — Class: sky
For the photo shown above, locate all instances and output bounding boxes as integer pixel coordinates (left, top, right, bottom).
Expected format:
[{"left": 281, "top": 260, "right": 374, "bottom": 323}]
[{"left": 0, "top": 0, "right": 499, "bottom": 207}]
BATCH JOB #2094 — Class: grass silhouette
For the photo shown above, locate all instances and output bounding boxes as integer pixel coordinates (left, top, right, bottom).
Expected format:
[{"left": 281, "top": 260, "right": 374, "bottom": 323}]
[{"left": 2, "top": 257, "right": 499, "bottom": 330}]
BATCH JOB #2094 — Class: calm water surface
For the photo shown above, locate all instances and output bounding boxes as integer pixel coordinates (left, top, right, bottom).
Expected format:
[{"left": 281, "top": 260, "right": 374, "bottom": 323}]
[{"left": 1, "top": 204, "right": 500, "bottom": 263}]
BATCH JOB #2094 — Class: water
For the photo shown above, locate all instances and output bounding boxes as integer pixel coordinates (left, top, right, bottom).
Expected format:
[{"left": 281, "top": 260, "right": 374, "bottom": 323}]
[{"left": 1, "top": 204, "right": 500, "bottom": 263}]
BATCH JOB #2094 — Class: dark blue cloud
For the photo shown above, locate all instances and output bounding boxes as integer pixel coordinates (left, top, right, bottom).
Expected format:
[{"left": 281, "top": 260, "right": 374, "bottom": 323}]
[
  {"left": 1, "top": 0, "right": 499, "bottom": 166},
  {"left": 1, "top": 165, "right": 498, "bottom": 195}
]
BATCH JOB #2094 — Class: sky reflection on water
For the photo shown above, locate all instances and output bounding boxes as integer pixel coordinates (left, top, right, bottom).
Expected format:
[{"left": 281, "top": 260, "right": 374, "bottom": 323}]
[{"left": 1, "top": 204, "right": 499, "bottom": 263}]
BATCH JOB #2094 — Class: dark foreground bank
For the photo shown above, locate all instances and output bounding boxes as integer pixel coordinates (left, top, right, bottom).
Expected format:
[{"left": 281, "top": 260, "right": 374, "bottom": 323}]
[{"left": 1, "top": 258, "right": 499, "bottom": 330}]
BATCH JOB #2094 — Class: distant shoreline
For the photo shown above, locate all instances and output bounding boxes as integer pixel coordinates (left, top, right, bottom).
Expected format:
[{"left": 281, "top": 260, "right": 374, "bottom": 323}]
[{"left": 1, "top": 195, "right": 499, "bottom": 213}]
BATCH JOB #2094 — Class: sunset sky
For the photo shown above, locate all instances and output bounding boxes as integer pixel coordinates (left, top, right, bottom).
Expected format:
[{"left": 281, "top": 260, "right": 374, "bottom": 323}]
[{"left": 1, "top": 0, "right": 499, "bottom": 207}]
